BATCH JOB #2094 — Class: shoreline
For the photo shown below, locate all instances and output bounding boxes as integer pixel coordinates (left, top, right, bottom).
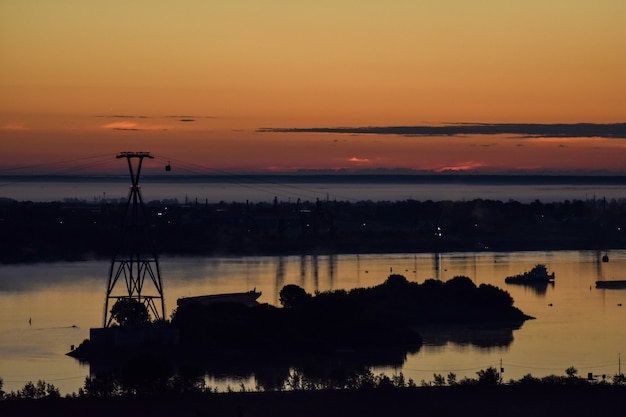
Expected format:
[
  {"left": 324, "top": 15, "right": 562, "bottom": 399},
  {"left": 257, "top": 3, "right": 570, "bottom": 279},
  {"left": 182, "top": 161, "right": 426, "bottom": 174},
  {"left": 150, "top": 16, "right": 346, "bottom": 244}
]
[{"left": 2, "top": 197, "right": 625, "bottom": 263}]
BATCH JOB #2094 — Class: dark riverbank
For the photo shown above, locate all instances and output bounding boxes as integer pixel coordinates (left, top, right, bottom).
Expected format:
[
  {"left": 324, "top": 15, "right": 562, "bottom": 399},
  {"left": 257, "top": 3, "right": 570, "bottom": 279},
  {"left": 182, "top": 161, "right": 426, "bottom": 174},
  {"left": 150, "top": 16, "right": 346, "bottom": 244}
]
[
  {"left": 2, "top": 384, "right": 624, "bottom": 417},
  {"left": 2, "top": 196, "right": 624, "bottom": 263}
]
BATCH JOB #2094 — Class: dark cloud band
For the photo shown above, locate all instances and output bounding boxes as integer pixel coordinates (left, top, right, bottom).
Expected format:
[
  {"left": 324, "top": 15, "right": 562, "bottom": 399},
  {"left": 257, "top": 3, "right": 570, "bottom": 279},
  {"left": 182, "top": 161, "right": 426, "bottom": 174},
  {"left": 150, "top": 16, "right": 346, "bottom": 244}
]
[{"left": 259, "top": 123, "right": 626, "bottom": 138}]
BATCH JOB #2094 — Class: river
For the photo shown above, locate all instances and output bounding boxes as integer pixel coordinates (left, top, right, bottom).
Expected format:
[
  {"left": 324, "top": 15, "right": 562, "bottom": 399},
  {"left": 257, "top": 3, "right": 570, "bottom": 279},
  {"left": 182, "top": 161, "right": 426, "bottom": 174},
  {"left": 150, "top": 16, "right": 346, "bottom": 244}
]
[{"left": 1, "top": 250, "right": 625, "bottom": 395}]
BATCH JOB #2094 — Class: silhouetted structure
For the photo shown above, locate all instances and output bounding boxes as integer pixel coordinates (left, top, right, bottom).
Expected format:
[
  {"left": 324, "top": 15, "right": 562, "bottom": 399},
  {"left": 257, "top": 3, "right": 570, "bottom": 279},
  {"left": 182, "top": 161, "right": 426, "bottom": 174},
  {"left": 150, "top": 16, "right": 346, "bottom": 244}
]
[{"left": 103, "top": 152, "right": 165, "bottom": 327}]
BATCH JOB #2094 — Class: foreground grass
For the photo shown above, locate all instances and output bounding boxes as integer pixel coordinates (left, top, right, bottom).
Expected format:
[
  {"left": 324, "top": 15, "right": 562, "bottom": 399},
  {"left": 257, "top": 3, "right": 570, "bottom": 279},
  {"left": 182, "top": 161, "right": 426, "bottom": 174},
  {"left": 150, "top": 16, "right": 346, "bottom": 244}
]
[{"left": 1, "top": 384, "right": 624, "bottom": 417}]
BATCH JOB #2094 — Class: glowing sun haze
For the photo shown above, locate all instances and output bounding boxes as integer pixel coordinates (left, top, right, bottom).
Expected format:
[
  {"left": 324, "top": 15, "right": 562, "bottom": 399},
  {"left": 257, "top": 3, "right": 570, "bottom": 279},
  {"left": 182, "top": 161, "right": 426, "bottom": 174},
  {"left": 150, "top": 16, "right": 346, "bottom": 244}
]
[{"left": 1, "top": 1, "right": 625, "bottom": 174}]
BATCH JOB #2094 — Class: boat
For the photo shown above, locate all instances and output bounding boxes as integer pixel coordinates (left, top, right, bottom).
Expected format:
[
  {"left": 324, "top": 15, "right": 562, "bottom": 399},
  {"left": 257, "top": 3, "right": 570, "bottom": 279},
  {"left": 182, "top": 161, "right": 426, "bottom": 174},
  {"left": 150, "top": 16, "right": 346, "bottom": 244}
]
[
  {"left": 595, "top": 280, "right": 626, "bottom": 289},
  {"left": 505, "top": 264, "right": 555, "bottom": 284},
  {"left": 177, "top": 289, "right": 262, "bottom": 307}
]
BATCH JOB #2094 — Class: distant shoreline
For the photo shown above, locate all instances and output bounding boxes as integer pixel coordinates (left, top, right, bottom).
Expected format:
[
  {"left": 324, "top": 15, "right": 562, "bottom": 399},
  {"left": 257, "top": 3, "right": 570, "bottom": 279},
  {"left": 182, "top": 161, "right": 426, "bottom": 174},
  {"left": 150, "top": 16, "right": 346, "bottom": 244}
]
[{"left": 2, "top": 197, "right": 625, "bottom": 263}]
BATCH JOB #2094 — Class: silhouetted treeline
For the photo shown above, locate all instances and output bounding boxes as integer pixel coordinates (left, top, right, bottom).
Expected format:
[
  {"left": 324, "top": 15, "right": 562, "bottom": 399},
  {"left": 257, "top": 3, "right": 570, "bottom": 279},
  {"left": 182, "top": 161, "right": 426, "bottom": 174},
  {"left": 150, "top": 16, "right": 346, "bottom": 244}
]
[
  {"left": 2, "top": 369, "right": 625, "bottom": 417},
  {"left": 171, "top": 276, "right": 428, "bottom": 357},
  {"left": 1, "top": 196, "right": 625, "bottom": 262},
  {"left": 169, "top": 275, "right": 526, "bottom": 357}
]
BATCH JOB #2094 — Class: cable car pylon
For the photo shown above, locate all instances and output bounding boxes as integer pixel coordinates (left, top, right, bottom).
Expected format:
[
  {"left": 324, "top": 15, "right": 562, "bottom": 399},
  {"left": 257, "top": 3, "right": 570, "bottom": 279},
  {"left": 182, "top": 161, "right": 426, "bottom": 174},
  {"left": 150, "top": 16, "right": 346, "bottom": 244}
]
[{"left": 103, "top": 152, "right": 166, "bottom": 327}]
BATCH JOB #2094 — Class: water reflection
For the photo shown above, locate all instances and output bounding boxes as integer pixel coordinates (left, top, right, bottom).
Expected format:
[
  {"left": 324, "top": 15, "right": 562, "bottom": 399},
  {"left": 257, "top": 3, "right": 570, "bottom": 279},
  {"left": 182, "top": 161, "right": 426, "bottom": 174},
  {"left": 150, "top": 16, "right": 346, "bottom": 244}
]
[
  {"left": 417, "top": 323, "right": 520, "bottom": 349},
  {"left": 273, "top": 254, "right": 339, "bottom": 300},
  {"left": 312, "top": 254, "right": 319, "bottom": 288},
  {"left": 504, "top": 281, "right": 555, "bottom": 297},
  {"left": 299, "top": 255, "right": 306, "bottom": 287},
  {"left": 328, "top": 254, "right": 336, "bottom": 289},
  {"left": 433, "top": 252, "right": 442, "bottom": 280},
  {"left": 81, "top": 319, "right": 519, "bottom": 391},
  {"left": 274, "top": 256, "right": 285, "bottom": 305},
  {"left": 86, "top": 343, "right": 424, "bottom": 391}
]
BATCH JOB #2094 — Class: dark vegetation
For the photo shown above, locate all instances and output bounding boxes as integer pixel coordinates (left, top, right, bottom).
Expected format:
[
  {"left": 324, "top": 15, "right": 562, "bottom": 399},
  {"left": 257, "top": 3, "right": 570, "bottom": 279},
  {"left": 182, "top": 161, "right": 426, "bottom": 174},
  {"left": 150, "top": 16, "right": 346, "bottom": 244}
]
[
  {"left": 2, "top": 369, "right": 625, "bottom": 417},
  {"left": 68, "top": 274, "right": 528, "bottom": 394},
  {"left": 73, "top": 274, "right": 527, "bottom": 357},
  {"left": 171, "top": 273, "right": 524, "bottom": 356},
  {"left": 1, "top": 196, "right": 625, "bottom": 262}
]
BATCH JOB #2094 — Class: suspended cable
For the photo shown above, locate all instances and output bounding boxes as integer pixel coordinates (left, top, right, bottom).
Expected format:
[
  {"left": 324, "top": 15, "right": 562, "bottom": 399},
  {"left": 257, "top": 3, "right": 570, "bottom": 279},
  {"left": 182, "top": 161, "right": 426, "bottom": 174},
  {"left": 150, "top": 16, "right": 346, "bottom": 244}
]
[
  {"left": 1, "top": 151, "right": 378, "bottom": 203},
  {"left": 3, "top": 374, "right": 87, "bottom": 383},
  {"left": 152, "top": 153, "right": 364, "bottom": 203},
  {"left": 0, "top": 154, "right": 118, "bottom": 188},
  {"left": 402, "top": 363, "right": 498, "bottom": 373},
  {"left": 504, "top": 361, "right": 618, "bottom": 371},
  {"left": 0, "top": 153, "right": 115, "bottom": 176}
]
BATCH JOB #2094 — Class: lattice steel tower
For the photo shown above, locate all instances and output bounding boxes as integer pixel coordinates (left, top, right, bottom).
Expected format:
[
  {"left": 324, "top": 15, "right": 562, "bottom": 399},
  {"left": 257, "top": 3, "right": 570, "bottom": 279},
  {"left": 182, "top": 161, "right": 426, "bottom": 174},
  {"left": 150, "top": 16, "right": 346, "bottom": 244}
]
[{"left": 103, "top": 152, "right": 165, "bottom": 327}]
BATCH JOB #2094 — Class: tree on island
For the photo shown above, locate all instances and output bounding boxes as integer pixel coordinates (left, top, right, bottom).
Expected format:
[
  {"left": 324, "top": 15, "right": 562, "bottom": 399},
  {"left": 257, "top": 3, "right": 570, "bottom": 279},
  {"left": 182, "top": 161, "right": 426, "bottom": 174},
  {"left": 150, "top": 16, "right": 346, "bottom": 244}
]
[
  {"left": 109, "top": 298, "right": 150, "bottom": 327},
  {"left": 279, "top": 284, "right": 311, "bottom": 310}
]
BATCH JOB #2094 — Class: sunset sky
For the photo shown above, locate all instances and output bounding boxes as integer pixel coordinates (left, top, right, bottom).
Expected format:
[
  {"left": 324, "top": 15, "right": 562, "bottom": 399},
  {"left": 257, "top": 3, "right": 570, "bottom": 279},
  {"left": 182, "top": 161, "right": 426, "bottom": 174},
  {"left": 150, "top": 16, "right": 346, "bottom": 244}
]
[{"left": 1, "top": 1, "right": 625, "bottom": 175}]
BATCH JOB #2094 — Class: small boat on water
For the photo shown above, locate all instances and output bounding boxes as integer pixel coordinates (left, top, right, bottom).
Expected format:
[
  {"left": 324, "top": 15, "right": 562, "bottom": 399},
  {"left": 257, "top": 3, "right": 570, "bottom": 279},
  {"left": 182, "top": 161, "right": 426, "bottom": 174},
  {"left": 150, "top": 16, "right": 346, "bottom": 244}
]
[
  {"left": 177, "top": 289, "right": 262, "bottom": 307},
  {"left": 505, "top": 264, "right": 555, "bottom": 284},
  {"left": 595, "top": 280, "right": 626, "bottom": 289}
]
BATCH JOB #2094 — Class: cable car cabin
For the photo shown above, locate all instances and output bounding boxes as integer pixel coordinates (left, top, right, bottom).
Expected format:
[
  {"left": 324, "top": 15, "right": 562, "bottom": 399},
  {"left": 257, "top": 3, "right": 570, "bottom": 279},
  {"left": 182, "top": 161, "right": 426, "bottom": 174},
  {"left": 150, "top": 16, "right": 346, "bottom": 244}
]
[{"left": 165, "top": 162, "right": 171, "bottom": 172}]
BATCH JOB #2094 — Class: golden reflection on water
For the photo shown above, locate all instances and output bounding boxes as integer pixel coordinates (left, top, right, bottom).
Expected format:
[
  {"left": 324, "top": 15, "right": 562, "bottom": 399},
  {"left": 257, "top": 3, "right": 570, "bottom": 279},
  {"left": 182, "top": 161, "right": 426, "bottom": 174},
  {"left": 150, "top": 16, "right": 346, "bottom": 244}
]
[{"left": 1, "top": 251, "right": 625, "bottom": 394}]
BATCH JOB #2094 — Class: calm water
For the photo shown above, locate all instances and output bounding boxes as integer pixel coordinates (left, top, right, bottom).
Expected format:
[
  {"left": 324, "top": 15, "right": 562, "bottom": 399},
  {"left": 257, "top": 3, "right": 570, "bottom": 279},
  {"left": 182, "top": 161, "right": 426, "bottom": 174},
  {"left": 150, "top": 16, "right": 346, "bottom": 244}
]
[
  {"left": 1, "top": 176, "right": 625, "bottom": 203},
  {"left": 1, "top": 250, "right": 625, "bottom": 394}
]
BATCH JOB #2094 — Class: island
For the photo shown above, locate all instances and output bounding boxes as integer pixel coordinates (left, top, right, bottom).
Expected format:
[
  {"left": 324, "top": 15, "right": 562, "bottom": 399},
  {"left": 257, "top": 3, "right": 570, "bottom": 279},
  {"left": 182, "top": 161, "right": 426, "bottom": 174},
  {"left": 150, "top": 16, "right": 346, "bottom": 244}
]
[{"left": 68, "top": 274, "right": 530, "bottom": 386}]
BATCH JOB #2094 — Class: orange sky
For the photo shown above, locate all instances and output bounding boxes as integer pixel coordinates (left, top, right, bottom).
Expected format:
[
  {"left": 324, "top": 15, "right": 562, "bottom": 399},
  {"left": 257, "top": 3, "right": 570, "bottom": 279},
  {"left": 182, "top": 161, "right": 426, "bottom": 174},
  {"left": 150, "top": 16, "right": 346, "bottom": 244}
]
[{"left": 1, "top": 1, "right": 625, "bottom": 174}]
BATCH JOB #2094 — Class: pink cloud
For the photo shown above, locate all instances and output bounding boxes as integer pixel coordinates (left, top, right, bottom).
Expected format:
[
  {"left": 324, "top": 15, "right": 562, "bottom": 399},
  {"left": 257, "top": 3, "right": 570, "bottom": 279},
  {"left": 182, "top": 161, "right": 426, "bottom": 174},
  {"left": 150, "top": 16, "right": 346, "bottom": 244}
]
[
  {"left": 101, "top": 120, "right": 172, "bottom": 131},
  {"left": 348, "top": 157, "right": 370, "bottom": 163},
  {"left": 433, "top": 161, "right": 485, "bottom": 172},
  {"left": 101, "top": 121, "right": 139, "bottom": 130}
]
